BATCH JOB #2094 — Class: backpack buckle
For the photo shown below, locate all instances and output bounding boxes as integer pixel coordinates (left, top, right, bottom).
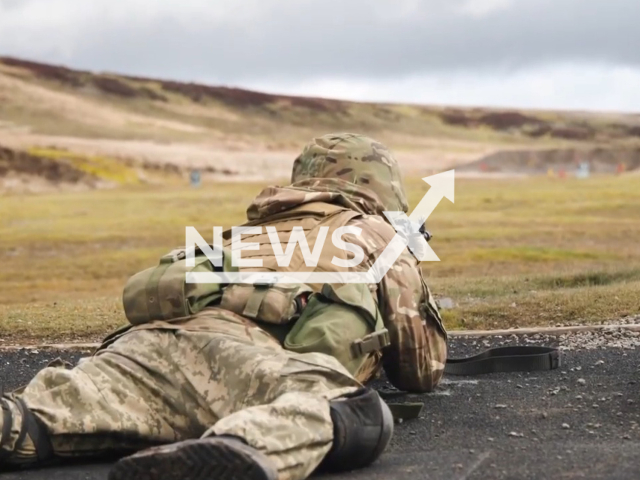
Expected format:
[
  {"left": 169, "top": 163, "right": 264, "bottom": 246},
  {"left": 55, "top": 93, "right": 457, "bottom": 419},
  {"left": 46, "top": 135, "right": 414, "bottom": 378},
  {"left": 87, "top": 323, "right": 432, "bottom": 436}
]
[
  {"left": 351, "top": 329, "right": 391, "bottom": 357},
  {"left": 160, "top": 248, "right": 188, "bottom": 264},
  {"left": 252, "top": 274, "right": 278, "bottom": 288}
]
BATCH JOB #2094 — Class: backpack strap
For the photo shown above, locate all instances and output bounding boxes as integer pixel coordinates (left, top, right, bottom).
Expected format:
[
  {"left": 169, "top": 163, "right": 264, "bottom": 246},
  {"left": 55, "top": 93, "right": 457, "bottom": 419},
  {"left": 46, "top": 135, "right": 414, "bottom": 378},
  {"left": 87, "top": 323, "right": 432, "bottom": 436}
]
[{"left": 223, "top": 202, "right": 360, "bottom": 239}]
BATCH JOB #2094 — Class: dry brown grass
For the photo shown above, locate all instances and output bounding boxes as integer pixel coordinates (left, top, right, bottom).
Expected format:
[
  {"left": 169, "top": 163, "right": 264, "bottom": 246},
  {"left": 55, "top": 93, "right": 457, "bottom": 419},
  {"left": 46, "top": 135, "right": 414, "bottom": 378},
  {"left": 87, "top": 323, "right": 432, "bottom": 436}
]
[
  {"left": 0, "top": 174, "right": 638, "bottom": 344},
  {"left": 4, "top": 56, "right": 640, "bottom": 184}
]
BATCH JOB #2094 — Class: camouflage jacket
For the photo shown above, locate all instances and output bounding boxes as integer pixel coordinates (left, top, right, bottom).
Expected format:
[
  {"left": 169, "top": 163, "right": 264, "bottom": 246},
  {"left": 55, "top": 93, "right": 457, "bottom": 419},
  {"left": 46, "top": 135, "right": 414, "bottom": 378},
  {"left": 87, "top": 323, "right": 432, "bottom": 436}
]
[{"left": 246, "top": 180, "right": 448, "bottom": 392}]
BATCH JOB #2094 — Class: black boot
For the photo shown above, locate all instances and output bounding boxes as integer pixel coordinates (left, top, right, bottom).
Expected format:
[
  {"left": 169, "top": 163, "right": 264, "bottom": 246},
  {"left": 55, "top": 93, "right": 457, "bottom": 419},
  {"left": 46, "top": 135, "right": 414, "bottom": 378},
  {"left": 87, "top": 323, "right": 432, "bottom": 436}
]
[
  {"left": 319, "top": 387, "right": 394, "bottom": 472},
  {"left": 108, "top": 436, "right": 277, "bottom": 480}
]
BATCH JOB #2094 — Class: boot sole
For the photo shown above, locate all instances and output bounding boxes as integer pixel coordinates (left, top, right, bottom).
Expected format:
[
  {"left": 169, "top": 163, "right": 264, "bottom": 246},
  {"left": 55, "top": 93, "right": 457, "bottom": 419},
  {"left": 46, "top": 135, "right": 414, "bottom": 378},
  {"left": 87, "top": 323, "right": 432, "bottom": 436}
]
[{"left": 108, "top": 438, "right": 277, "bottom": 480}]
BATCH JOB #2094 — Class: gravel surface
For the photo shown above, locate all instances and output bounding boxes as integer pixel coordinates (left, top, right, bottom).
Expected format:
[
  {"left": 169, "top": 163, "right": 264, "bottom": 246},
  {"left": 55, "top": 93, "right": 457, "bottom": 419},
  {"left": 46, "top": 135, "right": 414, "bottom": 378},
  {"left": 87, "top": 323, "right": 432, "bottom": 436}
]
[
  {"left": 0, "top": 331, "right": 638, "bottom": 480},
  {"left": 604, "top": 314, "right": 640, "bottom": 326},
  {"left": 451, "top": 326, "right": 640, "bottom": 353}
]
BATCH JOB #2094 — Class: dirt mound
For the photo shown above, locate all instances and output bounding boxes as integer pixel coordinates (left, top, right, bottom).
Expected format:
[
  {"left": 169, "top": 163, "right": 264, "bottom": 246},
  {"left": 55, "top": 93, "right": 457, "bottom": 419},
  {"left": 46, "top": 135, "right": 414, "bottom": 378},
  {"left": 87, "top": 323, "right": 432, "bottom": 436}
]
[
  {"left": 0, "top": 57, "right": 168, "bottom": 103},
  {"left": 0, "top": 57, "right": 84, "bottom": 86},
  {"left": 438, "top": 109, "right": 630, "bottom": 141},
  {"left": 4, "top": 54, "right": 640, "bottom": 186},
  {"left": 0, "top": 56, "right": 346, "bottom": 112},
  {"left": 0, "top": 146, "right": 92, "bottom": 183},
  {"left": 119, "top": 77, "right": 348, "bottom": 112},
  {"left": 0, "top": 145, "right": 241, "bottom": 193},
  {"left": 0, "top": 146, "right": 112, "bottom": 193},
  {"left": 458, "top": 147, "right": 640, "bottom": 175},
  {"left": 90, "top": 76, "right": 168, "bottom": 102},
  {"left": 440, "top": 108, "right": 545, "bottom": 130}
]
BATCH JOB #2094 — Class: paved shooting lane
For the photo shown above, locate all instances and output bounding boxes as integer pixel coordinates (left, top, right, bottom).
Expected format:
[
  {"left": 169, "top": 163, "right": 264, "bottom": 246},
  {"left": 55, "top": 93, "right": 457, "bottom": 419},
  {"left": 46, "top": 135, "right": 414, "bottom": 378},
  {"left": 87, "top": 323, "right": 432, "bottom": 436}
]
[{"left": 0, "top": 333, "right": 638, "bottom": 479}]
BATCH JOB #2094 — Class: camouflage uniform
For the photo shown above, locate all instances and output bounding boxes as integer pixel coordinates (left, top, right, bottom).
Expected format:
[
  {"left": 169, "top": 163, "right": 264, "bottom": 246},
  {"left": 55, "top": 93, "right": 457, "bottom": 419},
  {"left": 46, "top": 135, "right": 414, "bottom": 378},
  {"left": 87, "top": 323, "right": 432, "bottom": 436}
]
[{"left": 0, "top": 133, "right": 447, "bottom": 480}]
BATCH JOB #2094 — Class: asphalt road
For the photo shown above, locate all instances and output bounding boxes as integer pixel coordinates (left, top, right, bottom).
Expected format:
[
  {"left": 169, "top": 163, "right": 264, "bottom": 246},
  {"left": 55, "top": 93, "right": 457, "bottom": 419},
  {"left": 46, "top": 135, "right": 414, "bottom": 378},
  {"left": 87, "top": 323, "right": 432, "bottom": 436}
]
[{"left": 0, "top": 334, "right": 638, "bottom": 480}]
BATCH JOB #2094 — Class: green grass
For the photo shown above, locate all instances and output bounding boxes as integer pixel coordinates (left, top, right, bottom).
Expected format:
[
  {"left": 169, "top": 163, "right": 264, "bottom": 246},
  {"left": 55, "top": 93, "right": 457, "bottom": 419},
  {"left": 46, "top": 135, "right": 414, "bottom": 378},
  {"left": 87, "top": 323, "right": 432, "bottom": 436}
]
[
  {"left": 435, "top": 272, "right": 640, "bottom": 330},
  {"left": 0, "top": 175, "right": 639, "bottom": 343}
]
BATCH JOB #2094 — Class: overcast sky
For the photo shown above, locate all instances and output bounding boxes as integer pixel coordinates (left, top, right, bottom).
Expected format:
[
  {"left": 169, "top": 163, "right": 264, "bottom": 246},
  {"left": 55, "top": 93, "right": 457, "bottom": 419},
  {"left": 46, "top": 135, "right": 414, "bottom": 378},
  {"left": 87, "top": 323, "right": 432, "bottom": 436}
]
[{"left": 1, "top": 0, "right": 639, "bottom": 112}]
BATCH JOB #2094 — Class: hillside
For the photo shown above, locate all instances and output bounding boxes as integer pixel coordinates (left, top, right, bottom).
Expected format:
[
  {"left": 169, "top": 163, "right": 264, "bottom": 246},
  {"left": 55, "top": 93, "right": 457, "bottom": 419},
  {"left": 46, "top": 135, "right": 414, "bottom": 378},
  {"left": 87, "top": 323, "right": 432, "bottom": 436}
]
[{"left": 1, "top": 56, "right": 640, "bottom": 191}]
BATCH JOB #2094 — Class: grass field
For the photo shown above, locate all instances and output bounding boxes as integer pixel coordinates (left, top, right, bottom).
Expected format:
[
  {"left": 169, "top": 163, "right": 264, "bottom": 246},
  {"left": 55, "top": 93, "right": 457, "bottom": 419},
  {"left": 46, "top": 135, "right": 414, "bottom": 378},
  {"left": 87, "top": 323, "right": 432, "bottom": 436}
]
[{"left": 0, "top": 174, "right": 639, "bottom": 344}]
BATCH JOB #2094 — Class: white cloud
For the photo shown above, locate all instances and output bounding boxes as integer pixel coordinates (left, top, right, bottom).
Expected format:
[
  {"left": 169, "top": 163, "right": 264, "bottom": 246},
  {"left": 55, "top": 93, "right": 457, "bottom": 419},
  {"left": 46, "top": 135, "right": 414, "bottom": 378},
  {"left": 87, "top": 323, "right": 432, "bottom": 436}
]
[
  {"left": 455, "top": 0, "right": 514, "bottom": 18},
  {"left": 246, "top": 63, "right": 640, "bottom": 112}
]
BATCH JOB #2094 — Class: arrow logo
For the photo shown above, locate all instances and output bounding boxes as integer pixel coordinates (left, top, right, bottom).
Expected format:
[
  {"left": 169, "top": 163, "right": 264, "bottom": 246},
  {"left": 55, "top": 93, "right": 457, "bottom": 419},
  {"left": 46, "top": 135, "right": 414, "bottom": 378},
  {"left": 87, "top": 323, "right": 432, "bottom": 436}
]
[
  {"left": 187, "top": 170, "right": 455, "bottom": 285},
  {"left": 383, "top": 169, "right": 455, "bottom": 262}
]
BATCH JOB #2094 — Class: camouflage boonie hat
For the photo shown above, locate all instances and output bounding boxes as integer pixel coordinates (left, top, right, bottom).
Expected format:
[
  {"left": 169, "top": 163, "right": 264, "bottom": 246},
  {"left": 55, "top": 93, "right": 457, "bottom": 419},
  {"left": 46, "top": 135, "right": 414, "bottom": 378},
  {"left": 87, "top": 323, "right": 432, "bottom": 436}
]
[{"left": 291, "top": 133, "right": 409, "bottom": 213}]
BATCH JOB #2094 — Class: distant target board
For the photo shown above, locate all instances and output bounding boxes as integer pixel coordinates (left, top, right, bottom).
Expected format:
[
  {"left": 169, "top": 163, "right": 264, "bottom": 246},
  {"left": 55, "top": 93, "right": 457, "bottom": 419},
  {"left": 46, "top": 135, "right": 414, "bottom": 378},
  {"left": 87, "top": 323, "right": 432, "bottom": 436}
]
[
  {"left": 190, "top": 169, "right": 201, "bottom": 187},
  {"left": 576, "top": 162, "right": 590, "bottom": 179}
]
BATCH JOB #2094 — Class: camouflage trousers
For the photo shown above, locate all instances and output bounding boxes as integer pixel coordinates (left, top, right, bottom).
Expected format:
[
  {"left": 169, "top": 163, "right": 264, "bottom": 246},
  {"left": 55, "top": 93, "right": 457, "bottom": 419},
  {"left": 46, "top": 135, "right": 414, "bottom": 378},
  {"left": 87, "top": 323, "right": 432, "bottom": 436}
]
[{"left": 0, "top": 308, "right": 361, "bottom": 480}]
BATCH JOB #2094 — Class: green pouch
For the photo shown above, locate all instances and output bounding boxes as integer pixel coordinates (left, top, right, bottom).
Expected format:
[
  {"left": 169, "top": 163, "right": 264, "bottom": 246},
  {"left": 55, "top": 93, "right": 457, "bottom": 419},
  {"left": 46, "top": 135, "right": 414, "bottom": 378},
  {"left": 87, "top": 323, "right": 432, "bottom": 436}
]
[
  {"left": 284, "top": 283, "right": 389, "bottom": 376},
  {"left": 220, "top": 282, "right": 313, "bottom": 324},
  {"left": 122, "top": 246, "right": 236, "bottom": 325}
]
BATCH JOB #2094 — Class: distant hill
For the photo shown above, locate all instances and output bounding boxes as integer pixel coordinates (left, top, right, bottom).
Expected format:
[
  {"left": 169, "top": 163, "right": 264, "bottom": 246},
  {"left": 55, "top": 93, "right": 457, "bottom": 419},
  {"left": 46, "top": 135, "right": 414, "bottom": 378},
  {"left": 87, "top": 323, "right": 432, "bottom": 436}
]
[{"left": 1, "top": 56, "right": 639, "bottom": 191}]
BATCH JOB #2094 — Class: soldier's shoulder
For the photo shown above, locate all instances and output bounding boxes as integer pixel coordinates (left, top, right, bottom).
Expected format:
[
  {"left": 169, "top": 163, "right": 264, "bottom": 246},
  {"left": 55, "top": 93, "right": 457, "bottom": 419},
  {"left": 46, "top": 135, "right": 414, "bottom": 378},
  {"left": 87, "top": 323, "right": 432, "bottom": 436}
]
[{"left": 347, "top": 214, "right": 397, "bottom": 252}]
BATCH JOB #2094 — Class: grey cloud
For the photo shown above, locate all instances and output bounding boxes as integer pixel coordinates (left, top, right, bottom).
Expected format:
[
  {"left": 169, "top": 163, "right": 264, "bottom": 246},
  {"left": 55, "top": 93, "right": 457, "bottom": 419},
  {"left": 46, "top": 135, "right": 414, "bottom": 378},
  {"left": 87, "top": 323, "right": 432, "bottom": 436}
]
[
  {"left": 0, "top": 0, "right": 639, "bottom": 85},
  {"left": 0, "top": 0, "right": 24, "bottom": 9}
]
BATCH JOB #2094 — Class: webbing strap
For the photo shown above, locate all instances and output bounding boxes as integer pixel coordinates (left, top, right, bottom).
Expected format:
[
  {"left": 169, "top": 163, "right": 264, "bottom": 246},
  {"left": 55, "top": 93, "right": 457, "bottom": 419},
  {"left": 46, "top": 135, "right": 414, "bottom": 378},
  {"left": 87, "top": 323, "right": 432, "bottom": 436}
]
[
  {"left": 351, "top": 329, "right": 391, "bottom": 358},
  {"left": 243, "top": 286, "right": 270, "bottom": 319},
  {"left": 444, "top": 346, "right": 560, "bottom": 376}
]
